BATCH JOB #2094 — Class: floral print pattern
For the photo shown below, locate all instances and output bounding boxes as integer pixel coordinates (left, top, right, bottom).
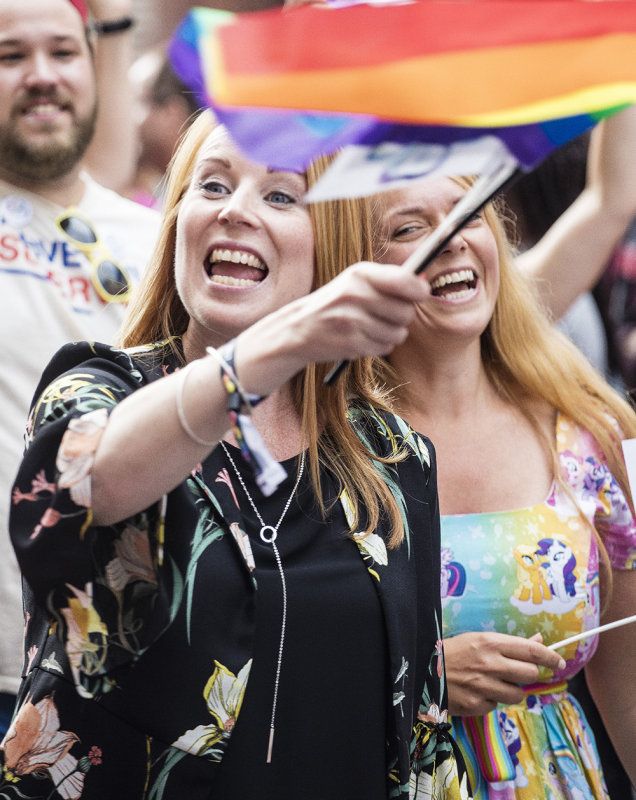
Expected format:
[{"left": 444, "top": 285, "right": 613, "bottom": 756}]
[
  {"left": 173, "top": 660, "right": 252, "bottom": 759},
  {"left": 3, "top": 341, "right": 471, "bottom": 799},
  {"left": 1, "top": 694, "right": 101, "bottom": 799}
]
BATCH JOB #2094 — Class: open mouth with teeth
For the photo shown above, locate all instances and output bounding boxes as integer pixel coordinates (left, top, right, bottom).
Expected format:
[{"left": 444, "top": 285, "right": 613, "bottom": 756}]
[
  {"left": 429, "top": 269, "right": 477, "bottom": 299},
  {"left": 23, "top": 102, "right": 65, "bottom": 117},
  {"left": 206, "top": 248, "right": 267, "bottom": 287},
  {"left": 20, "top": 94, "right": 70, "bottom": 121}
]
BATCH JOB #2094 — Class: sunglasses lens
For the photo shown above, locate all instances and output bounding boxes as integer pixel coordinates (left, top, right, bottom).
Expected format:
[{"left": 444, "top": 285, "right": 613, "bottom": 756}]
[
  {"left": 96, "top": 260, "right": 130, "bottom": 297},
  {"left": 60, "top": 216, "right": 98, "bottom": 244}
]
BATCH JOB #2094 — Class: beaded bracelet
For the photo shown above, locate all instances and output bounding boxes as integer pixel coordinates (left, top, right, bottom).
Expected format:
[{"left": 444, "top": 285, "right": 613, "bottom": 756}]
[{"left": 206, "top": 340, "right": 286, "bottom": 496}]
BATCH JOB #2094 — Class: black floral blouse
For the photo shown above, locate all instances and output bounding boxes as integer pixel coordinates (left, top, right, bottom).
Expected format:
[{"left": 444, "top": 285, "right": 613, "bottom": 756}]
[{"left": 2, "top": 341, "right": 472, "bottom": 800}]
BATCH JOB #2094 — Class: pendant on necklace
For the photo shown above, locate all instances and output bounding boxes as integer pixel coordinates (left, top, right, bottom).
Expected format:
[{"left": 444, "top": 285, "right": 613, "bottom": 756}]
[
  {"left": 221, "top": 440, "right": 306, "bottom": 763},
  {"left": 260, "top": 525, "right": 278, "bottom": 543}
]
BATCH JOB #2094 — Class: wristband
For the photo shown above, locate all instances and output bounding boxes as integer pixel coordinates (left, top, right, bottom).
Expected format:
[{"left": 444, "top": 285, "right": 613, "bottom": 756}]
[
  {"left": 206, "top": 340, "right": 266, "bottom": 413},
  {"left": 206, "top": 342, "right": 285, "bottom": 496},
  {"left": 92, "top": 16, "right": 135, "bottom": 35}
]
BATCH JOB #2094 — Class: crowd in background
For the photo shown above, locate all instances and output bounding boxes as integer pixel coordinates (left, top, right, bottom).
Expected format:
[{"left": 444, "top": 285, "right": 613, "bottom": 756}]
[{"left": 0, "top": 1, "right": 635, "bottom": 798}]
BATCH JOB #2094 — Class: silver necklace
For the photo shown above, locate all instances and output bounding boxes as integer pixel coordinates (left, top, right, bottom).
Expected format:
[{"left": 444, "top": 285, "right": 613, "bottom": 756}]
[{"left": 221, "top": 441, "right": 305, "bottom": 764}]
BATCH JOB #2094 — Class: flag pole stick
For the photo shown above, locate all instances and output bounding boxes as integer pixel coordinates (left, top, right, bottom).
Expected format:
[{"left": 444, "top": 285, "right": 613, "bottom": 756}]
[
  {"left": 547, "top": 613, "right": 636, "bottom": 651},
  {"left": 404, "top": 159, "right": 520, "bottom": 276},
  {"left": 324, "top": 159, "right": 522, "bottom": 384}
]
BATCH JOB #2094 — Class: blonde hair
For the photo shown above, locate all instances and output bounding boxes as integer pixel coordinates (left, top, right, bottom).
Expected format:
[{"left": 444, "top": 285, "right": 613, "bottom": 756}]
[
  {"left": 474, "top": 183, "right": 636, "bottom": 493},
  {"left": 375, "top": 176, "right": 636, "bottom": 589},
  {"left": 118, "top": 113, "right": 406, "bottom": 546}
]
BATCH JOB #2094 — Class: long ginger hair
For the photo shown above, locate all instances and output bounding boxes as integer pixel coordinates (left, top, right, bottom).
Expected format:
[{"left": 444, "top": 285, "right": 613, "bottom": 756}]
[{"left": 118, "top": 112, "right": 410, "bottom": 546}]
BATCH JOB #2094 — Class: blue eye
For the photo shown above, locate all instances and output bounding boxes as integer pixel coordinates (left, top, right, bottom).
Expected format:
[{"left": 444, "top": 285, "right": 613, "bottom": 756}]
[
  {"left": 266, "top": 190, "right": 296, "bottom": 206},
  {"left": 200, "top": 180, "right": 230, "bottom": 196}
]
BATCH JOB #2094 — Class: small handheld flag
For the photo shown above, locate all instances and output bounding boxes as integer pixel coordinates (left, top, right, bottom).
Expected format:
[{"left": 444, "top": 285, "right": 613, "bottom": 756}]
[{"left": 171, "top": 0, "right": 636, "bottom": 185}]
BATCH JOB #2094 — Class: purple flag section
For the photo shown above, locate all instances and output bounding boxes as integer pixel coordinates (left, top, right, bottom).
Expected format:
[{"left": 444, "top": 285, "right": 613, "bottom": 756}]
[{"left": 212, "top": 103, "right": 602, "bottom": 175}]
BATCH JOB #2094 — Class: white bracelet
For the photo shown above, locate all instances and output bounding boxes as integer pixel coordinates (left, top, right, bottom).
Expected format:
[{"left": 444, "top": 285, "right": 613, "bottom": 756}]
[{"left": 175, "top": 362, "right": 217, "bottom": 448}]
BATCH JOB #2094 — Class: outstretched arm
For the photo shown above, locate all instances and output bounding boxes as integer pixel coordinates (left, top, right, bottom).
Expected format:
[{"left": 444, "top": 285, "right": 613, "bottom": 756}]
[
  {"left": 83, "top": 0, "right": 138, "bottom": 192},
  {"left": 517, "top": 104, "right": 636, "bottom": 320},
  {"left": 90, "top": 263, "right": 427, "bottom": 524}
]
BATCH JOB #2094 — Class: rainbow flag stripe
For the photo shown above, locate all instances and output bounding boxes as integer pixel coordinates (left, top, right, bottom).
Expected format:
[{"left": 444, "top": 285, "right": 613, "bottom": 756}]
[
  {"left": 208, "top": 2, "right": 636, "bottom": 126},
  {"left": 171, "top": 2, "right": 636, "bottom": 172},
  {"left": 168, "top": 7, "right": 234, "bottom": 109}
]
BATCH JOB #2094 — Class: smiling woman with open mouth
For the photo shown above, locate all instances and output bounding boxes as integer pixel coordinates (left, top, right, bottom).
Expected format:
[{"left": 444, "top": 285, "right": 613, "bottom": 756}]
[{"left": 4, "top": 111, "right": 472, "bottom": 800}]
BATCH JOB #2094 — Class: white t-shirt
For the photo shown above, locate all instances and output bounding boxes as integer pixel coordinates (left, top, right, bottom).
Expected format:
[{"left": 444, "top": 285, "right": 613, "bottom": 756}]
[{"left": 0, "top": 173, "right": 160, "bottom": 693}]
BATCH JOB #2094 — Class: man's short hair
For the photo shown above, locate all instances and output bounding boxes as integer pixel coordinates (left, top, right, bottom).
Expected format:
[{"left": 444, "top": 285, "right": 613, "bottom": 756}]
[{"left": 151, "top": 60, "right": 201, "bottom": 119}]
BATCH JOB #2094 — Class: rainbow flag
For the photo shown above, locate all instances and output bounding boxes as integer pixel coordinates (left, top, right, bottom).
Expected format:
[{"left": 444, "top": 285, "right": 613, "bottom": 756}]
[
  {"left": 170, "top": 0, "right": 636, "bottom": 184},
  {"left": 168, "top": 7, "right": 234, "bottom": 110}
]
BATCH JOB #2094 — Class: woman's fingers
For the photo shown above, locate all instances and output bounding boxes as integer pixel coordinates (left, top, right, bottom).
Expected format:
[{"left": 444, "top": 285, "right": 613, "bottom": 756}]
[
  {"left": 308, "top": 262, "right": 426, "bottom": 356},
  {"left": 235, "top": 262, "right": 426, "bottom": 395},
  {"left": 444, "top": 632, "right": 567, "bottom": 717}
]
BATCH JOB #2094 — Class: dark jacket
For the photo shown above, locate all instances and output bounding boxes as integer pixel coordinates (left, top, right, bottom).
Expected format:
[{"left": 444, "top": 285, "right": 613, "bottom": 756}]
[{"left": 3, "top": 341, "right": 471, "bottom": 800}]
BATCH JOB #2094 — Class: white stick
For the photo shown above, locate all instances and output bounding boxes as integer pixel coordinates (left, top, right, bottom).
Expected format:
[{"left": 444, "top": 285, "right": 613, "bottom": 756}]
[{"left": 547, "top": 613, "right": 636, "bottom": 650}]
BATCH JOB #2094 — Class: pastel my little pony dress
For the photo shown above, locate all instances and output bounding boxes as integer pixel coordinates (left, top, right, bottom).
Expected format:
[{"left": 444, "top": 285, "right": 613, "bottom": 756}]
[{"left": 440, "top": 414, "right": 636, "bottom": 799}]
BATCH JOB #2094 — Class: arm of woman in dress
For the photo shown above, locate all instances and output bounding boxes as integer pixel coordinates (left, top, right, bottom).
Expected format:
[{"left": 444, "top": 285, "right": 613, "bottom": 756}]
[
  {"left": 442, "top": 632, "right": 566, "bottom": 716},
  {"left": 82, "top": 0, "right": 138, "bottom": 192},
  {"left": 516, "top": 104, "right": 636, "bottom": 321},
  {"left": 90, "top": 263, "right": 427, "bottom": 524},
  {"left": 584, "top": 568, "right": 636, "bottom": 786}
]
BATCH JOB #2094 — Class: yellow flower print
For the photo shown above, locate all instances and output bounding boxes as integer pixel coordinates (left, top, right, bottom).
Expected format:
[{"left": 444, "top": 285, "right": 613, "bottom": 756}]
[
  {"left": 410, "top": 755, "right": 472, "bottom": 800},
  {"left": 353, "top": 531, "right": 388, "bottom": 581},
  {"left": 32, "top": 374, "right": 100, "bottom": 419},
  {"left": 61, "top": 583, "right": 109, "bottom": 698},
  {"left": 172, "top": 660, "right": 252, "bottom": 758},
  {"left": 353, "top": 532, "right": 388, "bottom": 566},
  {"left": 339, "top": 488, "right": 356, "bottom": 530}
]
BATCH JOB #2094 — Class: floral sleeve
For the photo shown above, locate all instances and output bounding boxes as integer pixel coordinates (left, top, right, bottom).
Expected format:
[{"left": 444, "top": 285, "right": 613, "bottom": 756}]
[{"left": 10, "top": 342, "right": 165, "bottom": 698}]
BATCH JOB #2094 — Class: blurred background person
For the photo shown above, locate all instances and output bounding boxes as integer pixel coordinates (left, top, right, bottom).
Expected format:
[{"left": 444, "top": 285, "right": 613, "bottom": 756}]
[
  {"left": 506, "top": 107, "right": 636, "bottom": 393},
  {"left": 82, "top": 0, "right": 139, "bottom": 192},
  {"left": 0, "top": 0, "right": 159, "bottom": 735},
  {"left": 126, "top": 45, "right": 203, "bottom": 209}
]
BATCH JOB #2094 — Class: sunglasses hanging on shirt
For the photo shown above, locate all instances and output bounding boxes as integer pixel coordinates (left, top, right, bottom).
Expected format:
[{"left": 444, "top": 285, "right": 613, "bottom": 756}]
[{"left": 56, "top": 208, "right": 133, "bottom": 303}]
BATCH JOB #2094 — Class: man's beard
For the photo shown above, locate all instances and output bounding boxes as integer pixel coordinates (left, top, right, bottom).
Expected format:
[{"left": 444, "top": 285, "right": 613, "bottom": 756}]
[{"left": 0, "top": 100, "right": 97, "bottom": 184}]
